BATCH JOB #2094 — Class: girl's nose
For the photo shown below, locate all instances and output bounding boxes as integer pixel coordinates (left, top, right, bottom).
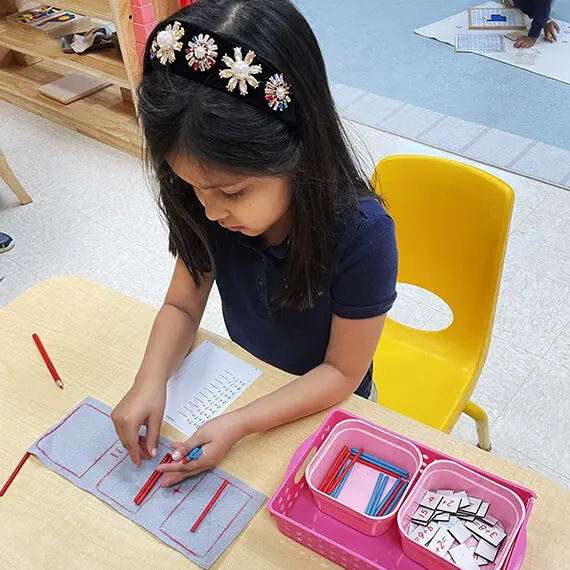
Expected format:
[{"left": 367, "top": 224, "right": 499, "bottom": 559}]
[{"left": 202, "top": 194, "right": 226, "bottom": 222}]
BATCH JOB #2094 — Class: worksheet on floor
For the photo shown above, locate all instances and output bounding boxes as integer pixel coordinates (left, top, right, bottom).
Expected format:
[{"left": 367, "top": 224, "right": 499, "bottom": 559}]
[{"left": 165, "top": 342, "right": 263, "bottom": 436}]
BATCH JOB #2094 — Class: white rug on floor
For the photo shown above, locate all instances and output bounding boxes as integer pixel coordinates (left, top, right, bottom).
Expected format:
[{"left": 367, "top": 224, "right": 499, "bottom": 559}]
[{"left": 415, "top": 1, "right": 570, "bottom": 85}]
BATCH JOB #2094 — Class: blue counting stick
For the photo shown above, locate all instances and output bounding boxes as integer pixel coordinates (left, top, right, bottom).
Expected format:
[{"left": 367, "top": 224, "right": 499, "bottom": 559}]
[
  {"left": 349, "top": 448, "right": 408, "bottom": 478},
  {"left": 373, "top": 478, "right": 402, "bottom": 517},
  {"left": 183, "top": 446, "right": 203, "bottom": 464},
  {"left": 371, "top": 475, "right": 389, "bottom": 516},
  {"left": 330, "top": 459, "right": 350, "bottom": 498},
  {"left": 365, "top": 473, "right": 385, "bottom": 515},
  {"left": 385, "top": 481, "right": 409, "bottom": 515}
]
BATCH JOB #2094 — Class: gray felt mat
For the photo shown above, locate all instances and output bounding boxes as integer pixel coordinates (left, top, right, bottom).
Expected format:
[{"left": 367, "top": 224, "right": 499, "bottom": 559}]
[{"left": 29, "top": 397, "right": 266, "bottom": 568}]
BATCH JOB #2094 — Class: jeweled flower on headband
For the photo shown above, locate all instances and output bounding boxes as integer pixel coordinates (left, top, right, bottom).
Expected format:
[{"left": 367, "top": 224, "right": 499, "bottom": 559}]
[
  {"left": 150, "top": 21, "right": 184, "bottom": 65},
  {"left": 265, "top": 74, "right": 292, "bottom": 112},
  {"left": 185, "top": 33, "right": 218, "bottom": 71},
  {"left": 219, "top": 47, "right": 262, "bottom": 95}
]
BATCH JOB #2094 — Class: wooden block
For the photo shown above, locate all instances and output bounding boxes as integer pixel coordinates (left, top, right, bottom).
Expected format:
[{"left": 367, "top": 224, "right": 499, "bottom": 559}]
[
  {"left": 0, "top": 47, "right": 14, "bottom": 68},
  {"left": 132, "top": 3, "right": 156, "bottom": 23},
  {"left": 12, "top": 52, "right": 43, "bottom": 66},
  {"left": 38, "top": 72, "right": 111, "bottom": 104},
  {"left": 120, "top": 87, "right": 134, "bottom": 104}
]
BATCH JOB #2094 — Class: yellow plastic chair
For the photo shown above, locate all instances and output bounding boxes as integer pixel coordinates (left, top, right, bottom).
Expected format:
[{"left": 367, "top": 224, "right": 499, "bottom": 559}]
[{"left": 372, "top": 155, "right": 514, "bottom": 450}]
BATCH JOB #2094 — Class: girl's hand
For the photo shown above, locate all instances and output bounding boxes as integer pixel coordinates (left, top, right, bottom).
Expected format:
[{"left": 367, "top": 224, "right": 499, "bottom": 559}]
[
  {"left": 514, "top": 35, "right": 537, "bottom": 49},
  {"left": 111, "top": 375, "right": 166, "bottom": 468},
  {"left": 157, "top": 412, "right": 248, "bottom": 487},
  {"left": 544, "top": 21, "right": 559, "bottom": 42}
]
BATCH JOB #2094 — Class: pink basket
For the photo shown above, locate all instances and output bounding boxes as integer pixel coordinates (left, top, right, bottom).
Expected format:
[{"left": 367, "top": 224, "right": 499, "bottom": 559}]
[
  {"left": 398, "top": 460, "right": 526, "bottom": 570},
  {"left": 306, "top": 419, "right": 422, "bottom": 536},
  {"left": 268, "top": 409, "right": 536, "bottom": 570}
]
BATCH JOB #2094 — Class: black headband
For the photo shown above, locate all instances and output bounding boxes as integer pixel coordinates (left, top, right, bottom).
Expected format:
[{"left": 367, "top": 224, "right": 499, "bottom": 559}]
[{"left": 148, "top": 21, "right": 297, "bottom": 127}]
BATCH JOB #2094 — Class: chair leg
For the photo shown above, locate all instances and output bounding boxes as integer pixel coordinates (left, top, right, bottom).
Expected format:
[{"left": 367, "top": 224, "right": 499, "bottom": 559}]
[
  {"left": 0, "top": 149, "right": 32, "bottom": 205},
  {"left": 463, "top": 400, "right": 492, "bottom": 452}
]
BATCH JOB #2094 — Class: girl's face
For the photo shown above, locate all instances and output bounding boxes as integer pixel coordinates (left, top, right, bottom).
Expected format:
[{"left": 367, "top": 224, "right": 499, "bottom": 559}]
[{"left": 169, "top": 154, "right": 291, "bottom": 244}]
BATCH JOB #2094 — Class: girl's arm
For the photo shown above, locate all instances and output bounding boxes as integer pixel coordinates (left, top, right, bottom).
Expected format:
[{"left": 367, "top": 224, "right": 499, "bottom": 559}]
[
  {"left": 237, "top": 313, "right": 387, "bottom": 434},
  {"left": 112, "top": 258, "right": 212, "bottom": 466},
  {"left": 158, "top": 313, "right": 386, "bottom": 483}
]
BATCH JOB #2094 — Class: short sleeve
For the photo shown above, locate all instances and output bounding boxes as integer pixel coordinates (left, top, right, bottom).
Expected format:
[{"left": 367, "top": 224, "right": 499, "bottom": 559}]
[{"left": 331, "top": 203, "right": 398, "bottom": 319}]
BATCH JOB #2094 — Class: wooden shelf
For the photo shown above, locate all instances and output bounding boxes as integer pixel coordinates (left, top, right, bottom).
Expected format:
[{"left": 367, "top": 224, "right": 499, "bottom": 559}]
[
  {"left": 0, "top": 21, "right": 129, "bottom": 88},
  {"left": 52, "top": 0, "right": 114, "bottom": 21},
  {"left": 0, "top": 60, "right": 140, "bottom": 157}
]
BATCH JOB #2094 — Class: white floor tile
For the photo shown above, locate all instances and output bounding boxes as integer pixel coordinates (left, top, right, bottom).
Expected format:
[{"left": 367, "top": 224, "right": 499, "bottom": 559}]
[
  {"left": 492, "top": 359, "right": 570, "bottom": 478},
  {"left": 493, "top": 264, "right": 570, "bottom": 356},
  {"left": 0, "top": 256, "right": 40, "bottom": 307},
  {"left": 544, "top": 323, "right": 570, "bottom": 370}
]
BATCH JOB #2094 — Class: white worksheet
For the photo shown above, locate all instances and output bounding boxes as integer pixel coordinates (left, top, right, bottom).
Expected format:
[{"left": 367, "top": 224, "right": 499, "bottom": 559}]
[
  {"left": 469, "top": 8, "right": 525, "bottom": 29},
  {"left": 456, "top": 33, "right": 505, "bottom": 53},
  {"left": 165, "top": 341, "right": 262, "bottom": 436}
]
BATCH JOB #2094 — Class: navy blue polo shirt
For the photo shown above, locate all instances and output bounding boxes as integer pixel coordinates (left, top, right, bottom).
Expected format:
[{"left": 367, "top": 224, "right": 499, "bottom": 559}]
[{"left": 212, "top": 199, "right": 398, "bottom": 398}]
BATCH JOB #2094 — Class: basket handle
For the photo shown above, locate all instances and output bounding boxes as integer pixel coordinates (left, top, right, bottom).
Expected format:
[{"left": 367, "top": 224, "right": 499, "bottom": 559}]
[{"left": 286, "top": 432, "right": 319, "bottom": 477}]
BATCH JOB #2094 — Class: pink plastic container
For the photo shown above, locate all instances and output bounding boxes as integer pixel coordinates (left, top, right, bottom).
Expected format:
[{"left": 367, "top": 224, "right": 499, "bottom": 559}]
[
  {"left": 398, "top": 459, "right": 526, "bottom": 570},
  {"left": 268, "top": 408, "right": 536, "bottom": 570},
  {"left": 306, "top": 419, "right": 423, "bottom": 536}
]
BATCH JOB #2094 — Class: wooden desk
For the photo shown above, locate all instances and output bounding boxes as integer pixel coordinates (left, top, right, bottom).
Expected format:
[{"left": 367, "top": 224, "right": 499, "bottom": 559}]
[{"left": 0, "top": 277, "right": 568, "bottom": 569}]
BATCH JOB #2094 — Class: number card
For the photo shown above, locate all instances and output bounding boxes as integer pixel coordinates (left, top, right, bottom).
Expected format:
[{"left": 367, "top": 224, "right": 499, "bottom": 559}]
[
  {"left": 438, "top": 496, "right": 460, "bottom": 513},
  {"left": 420, "top": 491, "right": 442, "bottom": 509},
  {"left": 475, "top": 538, "right": 499, "bottom": 562},
  {"left": 465, "top": 520, "right": 507, "bottom": 547},
  {"left": 448, "top": 519, "right": 472, "bottom": 544},
  {"left": 411, "top": 506, "right": 435, "bottom": 524},
  {"left": 428, "top": 527, "right": 454, "bottom": 557},
  {"left": 409, "top": 522, "right": 440, "bottom": 546}
]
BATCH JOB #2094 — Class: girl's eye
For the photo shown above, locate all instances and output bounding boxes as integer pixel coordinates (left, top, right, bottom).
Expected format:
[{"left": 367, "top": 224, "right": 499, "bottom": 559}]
[{"left": 223, "top": 189, "right": 245, "bottom": 201}]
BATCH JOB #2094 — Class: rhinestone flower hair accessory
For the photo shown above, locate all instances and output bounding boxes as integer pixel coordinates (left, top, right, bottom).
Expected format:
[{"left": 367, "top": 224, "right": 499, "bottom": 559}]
[
  {"left": 147, "top": 22, "right": 297, "bottom": 126},
  {"left": 185, "top": 33, "right": 218, "bottom": 71},
  {"left": 219, "top": 47, "right": 262, "bottom": 95},
  {"left": 265, "top": 73, "right": 292, "bottom": 112},
  {"left": 150, "top": 21, "right": 184, "bottom": 65}
]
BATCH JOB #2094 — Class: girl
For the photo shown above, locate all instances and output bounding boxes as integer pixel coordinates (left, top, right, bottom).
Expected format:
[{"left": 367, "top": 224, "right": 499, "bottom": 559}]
[
  {"left": 502, "top": 0, "right": 559, "bottom": 48},
  {"left": 112, "top": 0, "right": 398, "bottom": 487}
]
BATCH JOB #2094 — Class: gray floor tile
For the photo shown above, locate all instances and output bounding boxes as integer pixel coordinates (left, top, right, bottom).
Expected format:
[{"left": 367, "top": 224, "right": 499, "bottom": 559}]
[
  {"left": 0, "top": 257, "right": 40, "bottom": 308},
  {"left": 493, "top": 264, "right": 570, "bottom": 356},
  {"left": 13, "top": 220, "right": 146, "bottom": 283},
  {"left": 330, "top": 82, "right": 368, "bottom": 114},
  {"left": 378, "top": 104, "right": 445, "bottom": 140},
  {"left": 510, "top": 142, "right": 570, "bottom": 185},
  {"left": 0, "top": 195, "right": 91, "bottom": 260},
  {"left": 507, "top": 190, "right": 570, "bottom": 286},
  {"left": 493, "top": 358, "right": 570, "bottom": 477},
  {"left": 389, "top": 284, "right": 439, "bottom": 329},
  {"left": 419, "top": 116, "right": 488, "bottom": 154},
  {"left": 422, "top": 310, "right": 454, "bottom": 331},
  {"left": 544, "top": 323, "right": 570, "bottom": 370},
  {"left": 344, "top": 93, "right": 406, "bottom": 129},
  {"left": 465, "top": 130, "right": 534, "bottom": 168},
  {"left": 98, "top": 251, "right": 175, "bottom": 309}
]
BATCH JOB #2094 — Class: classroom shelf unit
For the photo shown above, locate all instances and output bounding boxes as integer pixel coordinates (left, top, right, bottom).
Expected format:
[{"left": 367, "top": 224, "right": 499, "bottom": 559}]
[{"left": 0, "top": 0, "right": 181, "bottom": 157}]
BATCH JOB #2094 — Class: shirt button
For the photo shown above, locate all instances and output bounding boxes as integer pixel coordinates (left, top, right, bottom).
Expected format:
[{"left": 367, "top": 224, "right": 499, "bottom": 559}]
[
  {"left": 257, "top": 279, "right": 265, "bottom": 291},
  {"left": 260, "top": 255, "right": 265, "bottom": 264}
]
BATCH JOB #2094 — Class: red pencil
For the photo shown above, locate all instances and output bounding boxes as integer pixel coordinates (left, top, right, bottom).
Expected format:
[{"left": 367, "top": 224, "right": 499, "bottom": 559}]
[
  {"left": 0, "top": 452, "right": 31, "bottom": 497},
  {"left": 134, "top": 453, "right": 173, "bottom": 505},
  {"left": 32, "top": 334, "right": 63, "bottom": 389},
  {"left": 191, "top": 479, "right": 229, "bottom": 533}
]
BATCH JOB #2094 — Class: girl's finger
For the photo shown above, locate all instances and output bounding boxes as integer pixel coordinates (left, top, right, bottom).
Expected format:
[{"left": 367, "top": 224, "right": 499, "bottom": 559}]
[{"left": 161, "top": 471, "right": 191, "bottom": 487}]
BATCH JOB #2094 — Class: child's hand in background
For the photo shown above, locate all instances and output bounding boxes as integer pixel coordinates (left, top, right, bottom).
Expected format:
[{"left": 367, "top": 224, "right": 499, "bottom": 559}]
[
  {"left": 111, "top": 375, "right": 167, "bottom": 467},
  {"left": 514, "top": 35, "right": 537, "bottom": 48},
  {"left": 156, "top": 412, "right": 248, "bottom": 486},
  {"left": 544, "top": 21, "right": 560, "bottom": 42}
]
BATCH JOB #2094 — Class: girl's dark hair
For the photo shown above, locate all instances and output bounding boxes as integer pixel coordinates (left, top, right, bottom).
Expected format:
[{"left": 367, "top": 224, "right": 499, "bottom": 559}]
[{"left": 139, "top": 0, "right": 379, "bottom": 310}]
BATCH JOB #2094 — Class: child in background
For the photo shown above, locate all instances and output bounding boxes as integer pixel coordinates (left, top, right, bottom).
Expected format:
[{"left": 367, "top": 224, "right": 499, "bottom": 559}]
[
  {"left": 502, "top": 0, "right": 560, "bottom": 48},
  {"left": 111, "top": 0, "right": 398, "bottom": 487}
]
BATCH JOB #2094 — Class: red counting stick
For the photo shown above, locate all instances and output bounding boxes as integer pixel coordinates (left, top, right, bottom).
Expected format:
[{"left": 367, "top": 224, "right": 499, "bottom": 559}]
[
  {"left": 319, "top": 446, "right": 349, "bottom": 492},
  {"left": 326, "top": 448, "right": 363, "bottom": 494},
  {"left": 0, "top": 452, "right": 31, "bottom": 497},
  {"left": 191, "top": 479, "right": 229, "bottom": 533},
  {"left": 134, "top": 453, "right": 173, "bottom": 505},
  {"left": 378, "top": 479, "right": 405, "bottom": 517}
]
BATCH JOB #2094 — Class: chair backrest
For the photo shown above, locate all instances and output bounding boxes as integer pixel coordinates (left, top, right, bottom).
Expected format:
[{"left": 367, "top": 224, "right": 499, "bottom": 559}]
[{"left": 373, "top": 155, "right": 514, "bottom": 366}]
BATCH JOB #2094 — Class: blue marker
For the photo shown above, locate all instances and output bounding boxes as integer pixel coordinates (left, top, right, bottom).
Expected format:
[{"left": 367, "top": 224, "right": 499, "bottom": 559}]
[{"left": 182, "top": 446, "right": 202, "bottom": 464}]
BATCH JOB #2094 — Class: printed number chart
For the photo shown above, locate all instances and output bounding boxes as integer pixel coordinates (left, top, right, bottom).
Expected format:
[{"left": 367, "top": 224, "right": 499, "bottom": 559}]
[
  {"left": 165, "top": 341, "right": 262, "bottom": 437},
  {"left": 29, "top": 397, "right": 266, "bottom": 569},
  {"left": 456, "top": 33, "right": 505, "bottom": 53},
  {"left": 468, "top": 7, "right": 526, "bottom": 29}
]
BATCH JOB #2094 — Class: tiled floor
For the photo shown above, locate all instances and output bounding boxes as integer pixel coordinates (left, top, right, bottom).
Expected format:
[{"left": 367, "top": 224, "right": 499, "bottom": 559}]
[{"left": 1, "top": 101, "right": 569, "bottom": 490}]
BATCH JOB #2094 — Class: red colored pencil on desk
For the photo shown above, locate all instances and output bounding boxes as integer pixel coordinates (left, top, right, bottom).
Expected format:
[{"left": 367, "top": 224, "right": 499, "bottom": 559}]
[
  {"left": 0, "top": 452, "right": 31, "bottom": 497},
  {"left": 191, "top": 479, "right": 229, "bottom": 533},
  {"left": 32, "top": 334, "right": 63, "bottom": 389}
]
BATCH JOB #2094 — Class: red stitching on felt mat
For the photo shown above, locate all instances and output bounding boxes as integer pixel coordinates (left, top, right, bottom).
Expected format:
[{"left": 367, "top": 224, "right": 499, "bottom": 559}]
[
  {"left": 35, "top": 404, "right": 118, "bottom": 478},
  {"left": 95, "top": 441, "right": 171, "bottom": 513},
  {"left": 159, "top": 472, "right": 253, "bottom": 558}
]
